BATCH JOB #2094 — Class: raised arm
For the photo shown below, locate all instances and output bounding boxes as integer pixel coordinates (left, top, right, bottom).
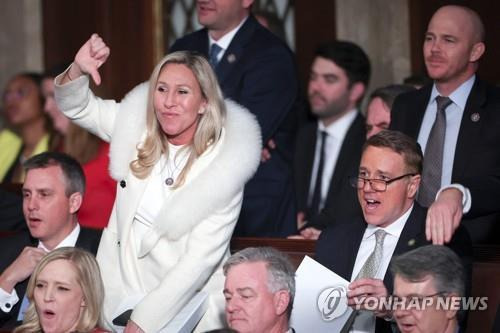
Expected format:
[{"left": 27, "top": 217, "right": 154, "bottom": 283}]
[
  {"left": 54, "top": 34, "right": 123, "bottom": 142},
  {"left": 61, "top": 33, "right": 110, "bottom": 85}
]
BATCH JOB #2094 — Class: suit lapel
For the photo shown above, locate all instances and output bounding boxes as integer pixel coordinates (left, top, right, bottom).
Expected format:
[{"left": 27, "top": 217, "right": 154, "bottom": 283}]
[
  {"left": 297, "top": 124, "right": 318, "bottom": 210},
  {"left": 452, "top": 78, "right": 486, "bottom": 180},
  {"left": 383, "top": 205, "right": 428, "bottom": 292},
  {"left": 326, "top": 113, "right": 365, "bottom": 201},
  {"left": 215, "top": 16, "right": 257, "bottom": 84},
  {"left": 343, "top": 219, "right": 366, "bottom": 281},
  {"left": 189, "top": 29, "right": 210, "bottom": 56},
  {"left": 406, "top": 85, "right": 433, "bottom": 139}
]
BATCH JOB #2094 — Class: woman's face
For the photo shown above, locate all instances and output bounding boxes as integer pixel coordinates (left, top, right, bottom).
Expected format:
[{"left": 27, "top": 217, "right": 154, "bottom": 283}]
[
  {"left": 153, "top": 63, "right": 207, "bottom": 145},
  {"left": 42, "top": 78, "right": 70, "bottom": 134},
  {"left": 2, "top": 75, "right": 44, "bottom": 127},
  {"left": 34, "top": 259, "right": 85, "bottom": 333}
]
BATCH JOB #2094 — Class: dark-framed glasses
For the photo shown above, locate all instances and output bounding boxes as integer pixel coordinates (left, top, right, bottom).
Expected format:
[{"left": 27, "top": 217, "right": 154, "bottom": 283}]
[{"left": 349, "top": 173, "right": 416, "bottom": 192}]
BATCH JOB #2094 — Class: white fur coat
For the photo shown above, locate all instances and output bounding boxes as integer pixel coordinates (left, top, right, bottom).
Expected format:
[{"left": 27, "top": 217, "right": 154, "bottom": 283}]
[{"left": 55, "top": 74, "right": 262, "bottom": 332}]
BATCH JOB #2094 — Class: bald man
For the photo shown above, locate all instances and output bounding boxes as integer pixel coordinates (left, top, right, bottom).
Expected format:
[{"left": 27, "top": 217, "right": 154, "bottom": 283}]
[{"left": 391, "top": 5, "right": 500, "bottom": 245}]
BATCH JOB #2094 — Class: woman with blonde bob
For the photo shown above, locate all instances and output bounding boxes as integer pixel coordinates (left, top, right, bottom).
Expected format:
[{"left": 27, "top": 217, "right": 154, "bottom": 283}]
[
  {"left": 14, "top": 247, "right": 106, "bottom": 333},
  {"left": 54, "top": 34, "right": 261, "bottom": 332}
]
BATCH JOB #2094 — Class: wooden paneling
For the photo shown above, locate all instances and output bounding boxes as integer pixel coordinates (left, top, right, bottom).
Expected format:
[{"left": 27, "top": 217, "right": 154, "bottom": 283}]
[
  {"left": 231, "top": 237, "right": 316, "bottom": 269},
  {"left": 42, "top": 0, "right": 158, "bottom": 100},
  {"left": 294, "top": 0, "right": 336, "bottom": 91},
  {"left": 409, "top": 0, "right": 500, "bottom": 84}
]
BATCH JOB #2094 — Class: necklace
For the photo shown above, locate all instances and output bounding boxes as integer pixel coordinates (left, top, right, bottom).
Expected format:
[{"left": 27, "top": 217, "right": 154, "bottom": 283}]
[
  {"left": 163, "top": 147, "right": 188, "bottom": 186},
  {"left": 164, "top": 157, "right": 179, "bottom": 186}
]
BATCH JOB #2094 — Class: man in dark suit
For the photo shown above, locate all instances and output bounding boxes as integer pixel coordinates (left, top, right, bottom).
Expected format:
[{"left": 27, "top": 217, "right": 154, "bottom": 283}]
[
  {"left": 169, "top": 0, "right": 299, "bottom": 237},
  {"left": 293, "top": 41, "right": 370, "bottom": 239},
  {"left": 0, "top": 186, "right": 25, "bottom": 232},
  {"left": 390, "top": 5, "right": 500, "bottom": 244},
  {"left": 0, "top": 152, "right": 101, "bottom": 329},
  {"left": 391, "top": 245, "right": 465, "bottom": 333},
  {"left": 316, "top": 131, "right": 471, "bottom": 332}
]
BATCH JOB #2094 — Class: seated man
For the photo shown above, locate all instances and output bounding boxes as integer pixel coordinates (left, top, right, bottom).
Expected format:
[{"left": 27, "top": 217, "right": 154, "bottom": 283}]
[
  {"left": 365, "top": 84, "right": 416, "bottom": 139},
  {"left": 391, "top": 245, "right": 465, "bottom": 333},
  {"left": 0, "top": 152, "right": 101, "bottom": 329},
  {"left": 223, "top": 247, "right": 295, "bottom": 333},
  {"left": 315, "top": 130, "right": 471, "bottom": 332}
]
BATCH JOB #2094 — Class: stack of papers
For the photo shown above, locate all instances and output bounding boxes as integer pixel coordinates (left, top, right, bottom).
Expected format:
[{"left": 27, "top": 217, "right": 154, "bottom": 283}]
[{"left": 290, "top": 256, "right": 353, "bottom": 331}]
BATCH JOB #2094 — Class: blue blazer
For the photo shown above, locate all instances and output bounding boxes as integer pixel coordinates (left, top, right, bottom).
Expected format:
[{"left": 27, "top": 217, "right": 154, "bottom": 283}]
[{"left": 170, "top": 15, "right": 299, "bottom": 236}]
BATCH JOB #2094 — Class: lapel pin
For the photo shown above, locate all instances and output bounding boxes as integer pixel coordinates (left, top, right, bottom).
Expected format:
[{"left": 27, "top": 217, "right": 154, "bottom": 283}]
[
  {"left": 227, "top": 54, "right": 236, "bottom": 63},
  {"left": 408, "top": 239, "right": 416, "bottom": 246},
  {"left": 470, "top": 113, "right": 480, "bottom": 122}
]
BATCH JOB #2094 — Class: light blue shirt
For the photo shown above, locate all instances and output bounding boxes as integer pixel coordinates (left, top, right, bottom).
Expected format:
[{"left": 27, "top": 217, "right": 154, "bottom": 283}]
[
  {"left": 416, "top": 76, "right": 474, "bottom": 211},
  {"left": 417, "top": 75, "right": 475, "bottom": 187}
]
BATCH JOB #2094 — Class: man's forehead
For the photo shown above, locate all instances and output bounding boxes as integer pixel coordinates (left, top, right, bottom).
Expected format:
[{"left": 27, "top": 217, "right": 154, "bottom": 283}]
[
  {"left": 361, "top": 146, "right": 406, "bottom": 170},
  {"left": 24, "top": 165, "right": 65, "bottom": 188},
  {"left": 394, "top": 274, "right": 436, "bottom": 295},
  {"left": 226, "top": 262, "right": 269, "bottom": 284}
]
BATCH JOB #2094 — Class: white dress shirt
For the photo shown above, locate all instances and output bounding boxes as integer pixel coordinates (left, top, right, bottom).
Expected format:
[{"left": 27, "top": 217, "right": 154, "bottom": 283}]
[
  {"left": 350, "top": 205, "right": 414, "bottom": 333},
  {"left": 0, "top": 224, "right": 81, "bottom": 312},
  {"left": 308, "top": 110, "right": 358, "bottom": 211},
  {"left": 208, "top": 16, "right": 248, "bottom": 62},
  {"left": 418, "top": 76, "right": 474, "bottom": 212}
]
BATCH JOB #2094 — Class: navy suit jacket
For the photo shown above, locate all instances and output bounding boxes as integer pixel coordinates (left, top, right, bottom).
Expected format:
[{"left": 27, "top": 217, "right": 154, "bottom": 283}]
[
  {"left": 316, "top": 204, "right": 472, "bottom": 332},
  {"left": 0, "top": 227, "right": 102, "bottom": 329},
  {"left": 294, "top": 113, "right": 365, "bottom": 229},
  {"left": 390, "top": 78, "right": 500, "bottom": 244},
  {"left": 170, "top": 15, "right": 299, "bottom": 236}
]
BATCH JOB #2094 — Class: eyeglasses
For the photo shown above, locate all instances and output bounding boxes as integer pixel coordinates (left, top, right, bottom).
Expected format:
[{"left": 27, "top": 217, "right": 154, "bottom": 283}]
[{"left": 349, "top": 173, "right": 416, "bottom": 192}]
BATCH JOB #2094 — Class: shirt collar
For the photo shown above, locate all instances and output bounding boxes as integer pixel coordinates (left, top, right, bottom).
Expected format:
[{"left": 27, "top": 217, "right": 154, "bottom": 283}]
[
  {"left": 209, "top": 15, "right": 248, "bottom": 51},
  {"left": 317, "top": 109, "right": 358, "bottom": 140},
  {"left": 38, "top": 224, "right": 80, "bottom": 252},
  {"left": 430, "top": 75, "right": 475, "bottom": 110},
  {"left": 364, "top": 204, "right": 414, "bottom": 239}
]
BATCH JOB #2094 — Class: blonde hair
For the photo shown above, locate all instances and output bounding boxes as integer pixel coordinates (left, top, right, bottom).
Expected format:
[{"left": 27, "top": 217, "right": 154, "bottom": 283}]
[
  {"left": 130, "top": 51, "right": 226, "bottom": 187},
  {"left": 14, "top": 247, "right": 105, "bottom": 333}
]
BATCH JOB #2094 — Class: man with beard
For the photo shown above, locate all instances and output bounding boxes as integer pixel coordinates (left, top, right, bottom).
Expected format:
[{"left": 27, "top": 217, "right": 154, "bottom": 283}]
[
  {"left": 390, "top": 5, "right": 500, "bottom": 244},
  {"left": 292, "top": 41, "right": 370, "bottom": 239}
]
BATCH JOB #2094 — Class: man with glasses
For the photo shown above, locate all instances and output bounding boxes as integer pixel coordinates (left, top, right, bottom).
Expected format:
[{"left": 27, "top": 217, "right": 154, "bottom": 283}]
[
  {"left": 315, "top": 130, "right": 471, "bottom": 332},
  {"left": 390, "top": 245, "right": 465, "bottom": 333}
]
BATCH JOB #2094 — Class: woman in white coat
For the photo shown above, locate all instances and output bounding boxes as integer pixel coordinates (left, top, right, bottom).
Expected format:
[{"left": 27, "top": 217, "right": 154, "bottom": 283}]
[{"left": 54, "top": 34, "right": 261, "bottom": 332}]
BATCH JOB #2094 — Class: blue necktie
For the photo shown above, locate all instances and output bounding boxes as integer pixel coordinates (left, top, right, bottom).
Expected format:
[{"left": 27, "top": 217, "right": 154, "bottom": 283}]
[
  {"left": 17, "top": 293, "right": 30, "bottom": 321},
  {"left": 209, "top": 43, "right": 223, "bottom": 67}
]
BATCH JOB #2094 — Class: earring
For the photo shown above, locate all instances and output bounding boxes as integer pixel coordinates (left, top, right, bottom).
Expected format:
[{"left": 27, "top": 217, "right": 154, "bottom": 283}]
[{"left": 198, "top": 108, "right": 205, "bottom": 114}]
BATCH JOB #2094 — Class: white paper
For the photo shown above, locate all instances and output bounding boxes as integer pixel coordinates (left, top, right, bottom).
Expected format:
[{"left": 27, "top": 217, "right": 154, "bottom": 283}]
[{"left": 290, "top": 256, "right": 353, "bottom": 332}]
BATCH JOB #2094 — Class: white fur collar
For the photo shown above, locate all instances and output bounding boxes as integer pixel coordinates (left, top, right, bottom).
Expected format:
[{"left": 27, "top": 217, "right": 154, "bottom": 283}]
[
  {"left": 109, "top": 82, "right": 149, "bottom": 180},
  {"left": 108, "top": 83, "right": 262, "bottom": 254}
]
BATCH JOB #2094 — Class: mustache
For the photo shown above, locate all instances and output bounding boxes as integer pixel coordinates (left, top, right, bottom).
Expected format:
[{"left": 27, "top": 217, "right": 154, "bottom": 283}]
[
  {"left": 426, "top": 55, "right": 446, "bottom": 62},
  {"left": 309, "top": 91, "right": 326, "bottom": 101}
]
